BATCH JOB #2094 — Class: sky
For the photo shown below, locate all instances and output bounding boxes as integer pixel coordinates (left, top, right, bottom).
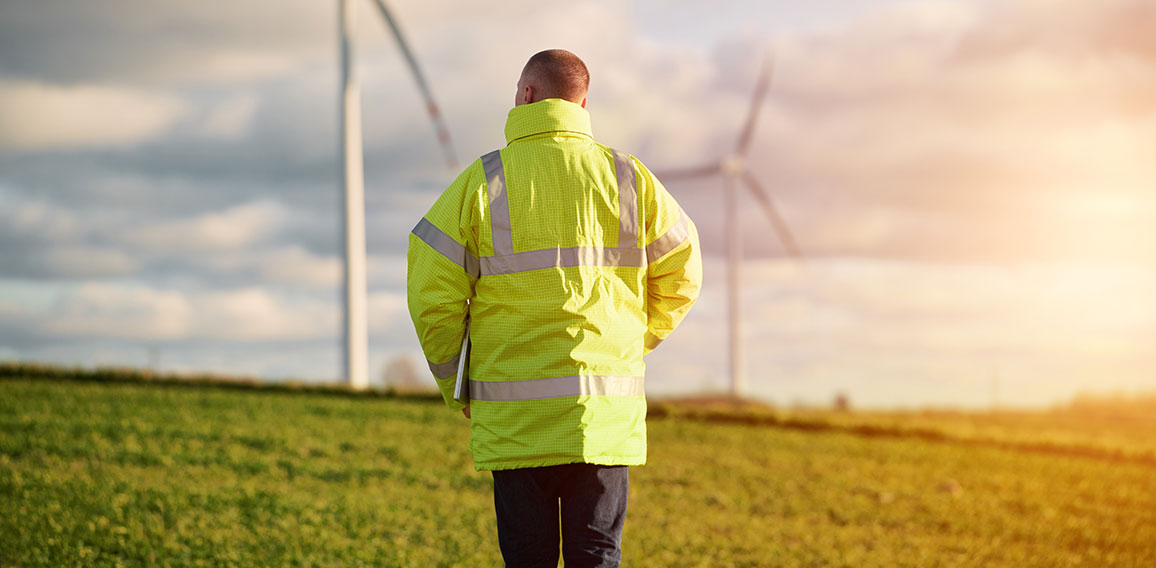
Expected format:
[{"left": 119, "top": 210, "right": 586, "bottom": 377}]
[{"left": 1, "top": 0, "right": 1154, "bottom": 408}]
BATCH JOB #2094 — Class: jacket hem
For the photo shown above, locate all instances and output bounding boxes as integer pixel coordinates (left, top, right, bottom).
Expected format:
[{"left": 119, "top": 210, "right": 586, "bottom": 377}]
[{"left": 474, "top": 455, "right": 646, "bottom": 472}]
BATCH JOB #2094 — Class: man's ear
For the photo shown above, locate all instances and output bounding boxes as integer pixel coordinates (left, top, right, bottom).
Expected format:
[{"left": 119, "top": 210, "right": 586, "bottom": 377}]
[{"left": 521, "top": 85, "right": 534, "bottom": 106}]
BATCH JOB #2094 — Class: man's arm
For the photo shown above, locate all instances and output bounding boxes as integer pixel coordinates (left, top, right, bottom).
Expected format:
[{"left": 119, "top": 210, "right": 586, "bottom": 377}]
[
  {"left": 406, "top": 164, "right": 482, "bottom": 409},
  {"left": 637, "top": 160, "right": 703, "bottom": 354}
]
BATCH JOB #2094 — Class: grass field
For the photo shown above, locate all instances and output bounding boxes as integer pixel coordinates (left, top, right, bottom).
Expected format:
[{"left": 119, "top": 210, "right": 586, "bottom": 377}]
[{"left": 2, "top": 376, "right": 1154, "bottom": 567}]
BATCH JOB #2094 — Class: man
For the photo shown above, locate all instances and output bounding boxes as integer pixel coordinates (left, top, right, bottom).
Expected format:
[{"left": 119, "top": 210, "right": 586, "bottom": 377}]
[{"left": 407, "top": 49, "right": 701, "bottom": 567}]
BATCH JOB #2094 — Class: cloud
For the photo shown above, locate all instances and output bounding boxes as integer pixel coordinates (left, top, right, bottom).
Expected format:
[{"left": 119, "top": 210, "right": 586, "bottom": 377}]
[
  {"left": 646, "top": 256, "right": 1156, "bottom": 407},
  {"left": 0, "top": 81, "right": 187, "bottom": 150},
  {"left": 197, "top": 94, "right": 260, "bottom": 140},
  {"left": 0, "top": 1, "right": 334, "bottom": 85},
  {"left": 3, "top": 277, "right": 410, "bottom": 347},
  {"left": 256, "top": 246, "right": 342, "bottom": 289},
  {"left": 35, "top": 283, "right": 337, "bottom": 342},
  {"left": 40, "top": 283, "right": 194, "bottom": 340},
  {"left": 2, "top": 192, "right": 83, "bottom": 241},
  {"left": 40, "top": 246, "right": 138, "bottom": 278},
  {"left": 693, "top": 0, "right": 1156, "bottom": 263},
  {"left": 5, "top": 0, "right": 1153, "bottom": 268},
  {"left": 0, "top": 189, "right": 137, "bottom": 278},
  {"left": 951, "top": 0, "right": 1156, "bottom": 64},
  {"left": 117, "top": 199, "right": 289, "bottom": 253},
  {"left": 368, "top": 290, "right": 407, "bottom": 333},
  {"left": 0, "top": 187, "right": 346, "bottom": 284}
]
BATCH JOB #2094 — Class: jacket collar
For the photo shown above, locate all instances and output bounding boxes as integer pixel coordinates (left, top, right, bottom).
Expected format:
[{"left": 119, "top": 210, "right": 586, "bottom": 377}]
[{"left": 504, "top": 98, "right": 593, "bottom": 144}]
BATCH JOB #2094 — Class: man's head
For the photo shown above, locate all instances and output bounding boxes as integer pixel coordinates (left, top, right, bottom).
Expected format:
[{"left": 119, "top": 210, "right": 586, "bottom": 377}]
[{"left": 515, "top": 49, "right": 589, "bottom": 108}]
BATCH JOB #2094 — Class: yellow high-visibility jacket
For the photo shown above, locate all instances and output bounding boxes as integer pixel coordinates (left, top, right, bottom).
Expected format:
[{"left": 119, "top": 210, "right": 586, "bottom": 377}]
[{"left": 407, "top": 98, "right": 702, "bottom": 471}]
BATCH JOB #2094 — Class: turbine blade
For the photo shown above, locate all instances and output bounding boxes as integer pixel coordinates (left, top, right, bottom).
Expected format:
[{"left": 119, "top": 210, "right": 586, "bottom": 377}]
[
  {"left": 735, "top": 51, "right": 775, "bottom": 156},
  {"left": 741, "top": 171, "right": 803, "bottom": 259},
  {"left": 370, "top": 0, "right": 459, "bottom": 168},
  {"left": 653, "top": 163, "right": 722, "bottom": 182}
]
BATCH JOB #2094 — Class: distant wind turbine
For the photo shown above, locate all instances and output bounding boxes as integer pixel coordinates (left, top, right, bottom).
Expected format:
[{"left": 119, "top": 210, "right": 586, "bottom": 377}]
[
  {"left": 339, "top": 0, "right": 457, "bottom": 389},
  {"left": 657, "top": 52, "right": 802, "bottom": 399}
]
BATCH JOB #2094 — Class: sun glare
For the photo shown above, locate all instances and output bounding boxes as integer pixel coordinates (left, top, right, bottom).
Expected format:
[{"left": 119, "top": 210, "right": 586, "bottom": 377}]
[{"left": 1050, "top": 191, "right": 1156, "bottom": 264}]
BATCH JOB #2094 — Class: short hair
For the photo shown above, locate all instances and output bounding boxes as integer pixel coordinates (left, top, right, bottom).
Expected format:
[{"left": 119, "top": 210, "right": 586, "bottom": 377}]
[{"left": 522, "top": 49, "right": 590, "bottom": 103}]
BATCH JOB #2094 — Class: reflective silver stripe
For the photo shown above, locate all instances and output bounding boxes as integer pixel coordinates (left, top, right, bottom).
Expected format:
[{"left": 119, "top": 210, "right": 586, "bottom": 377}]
[
  {"left": 412, "top": 218, "right": 480, "bottom": 277},
  {"left": 645, "top": 207, "right": 691, "bottom": 263},
  {"left": 482, "top": 150, "right": 513, "bottom": 256},
  {"left": 477, "top": 148, "right": 647, "bottom": 276},
  {"left": 480, "top": 246, "right": 644, "bottom": 276},
  {"left": 470, "top": 375, "right": 645, "bottom": 401},
  {"left": 612, "top": 150, "right": 638, "bottom": 248},
  {"left": 427, "top": 353, "right": 461, "bottom": 379}
]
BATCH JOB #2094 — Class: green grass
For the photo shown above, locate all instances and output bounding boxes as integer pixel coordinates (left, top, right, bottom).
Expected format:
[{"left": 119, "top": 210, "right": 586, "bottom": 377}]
[
  {"left": 2, "top": 378, "right": 1154, "bottom": 567},
  {"left": 648, "top": 397, "right": 1156, "bottom": 466}
]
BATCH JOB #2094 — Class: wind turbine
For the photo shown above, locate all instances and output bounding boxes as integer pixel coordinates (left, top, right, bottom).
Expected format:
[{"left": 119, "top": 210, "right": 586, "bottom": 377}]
[
  {"left": 339, "top": 0, "right": 457, "bottom": 389},
  {"left": 657, "top": 52, "right": 802, "bottom": 399}
]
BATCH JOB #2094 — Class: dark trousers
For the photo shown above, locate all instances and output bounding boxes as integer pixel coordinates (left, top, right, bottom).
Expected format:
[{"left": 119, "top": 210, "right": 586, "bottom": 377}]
[{"left": 491, "top": 463, "right": 629, "bottom": 568}]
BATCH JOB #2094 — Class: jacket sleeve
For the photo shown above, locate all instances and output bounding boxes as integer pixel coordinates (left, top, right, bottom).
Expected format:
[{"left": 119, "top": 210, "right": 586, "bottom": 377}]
[
  {"left": 636, "top": 159, "right": 703, "bottom": 355},
  {"left": 406, "top": 162, "right": 483, "bottom": 409}
]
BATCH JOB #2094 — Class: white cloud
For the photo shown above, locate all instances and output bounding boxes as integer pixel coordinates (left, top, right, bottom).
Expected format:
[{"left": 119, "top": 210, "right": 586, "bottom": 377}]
[
  {"left": 42, "top": 246, "right": 137, "bottom": 278},
  {"left": 8, "top": 279, "right": 410, "bottom": 345},
  {"left": 44, "top": 283, "right": 194, "bottom": 340},
  {"left": 198, "top": 93, "right": 260, "bottom": 140},
  {"left": 38, "top": 283, "right": 338, "bottom": 342},
  {"left": 258, "top": 246, "right": 342, "bottom": 289},
  {"left": 0, "top": 81, "right": 187, "bottom": 150},
  {"left": 367, "top": 254, "right": 408, "bottom": 289},
  {"left": 0, "top": 1, "right": 335, "bottom": 85},
  {"left": 3, "top": 193, "right": 82, "bottom": 241},
  {"left": 368, "top": 290, "right": 406, "bottom": 333},
  {"left": 647, "top": 256, "right": 1156, "bottom": 407},
  {"left": 118, "top": 200, "right": 289, "bottom": 253},
  {"left": 192, "top": 287, "right": 336, "bottom": 341}
]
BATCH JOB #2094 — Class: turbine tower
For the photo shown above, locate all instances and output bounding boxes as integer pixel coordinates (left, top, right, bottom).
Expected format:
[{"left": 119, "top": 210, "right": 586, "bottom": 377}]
[
  {"left": 339, "top": 0, "right": 457, "bottom": 389},
  {"left": 658, "top": 53, "right": 802, "bottom": 399}
]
